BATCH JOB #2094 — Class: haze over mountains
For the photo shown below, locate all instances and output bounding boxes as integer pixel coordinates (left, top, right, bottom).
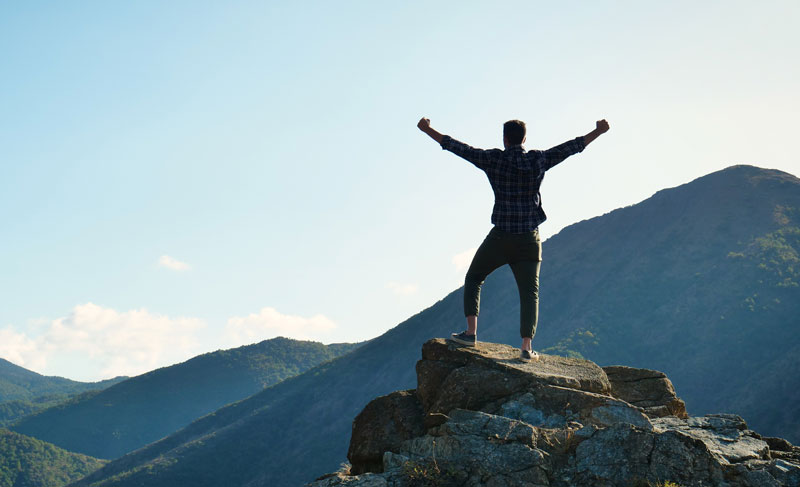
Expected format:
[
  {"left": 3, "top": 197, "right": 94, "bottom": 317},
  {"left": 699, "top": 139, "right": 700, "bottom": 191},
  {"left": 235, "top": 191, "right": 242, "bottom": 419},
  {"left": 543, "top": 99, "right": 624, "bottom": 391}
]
[
  {"left": 6, "top": 337, "right": 359, "bottom": 459},
  {"left": 67, "top": 165, "right": 800, "bottom": 487}
]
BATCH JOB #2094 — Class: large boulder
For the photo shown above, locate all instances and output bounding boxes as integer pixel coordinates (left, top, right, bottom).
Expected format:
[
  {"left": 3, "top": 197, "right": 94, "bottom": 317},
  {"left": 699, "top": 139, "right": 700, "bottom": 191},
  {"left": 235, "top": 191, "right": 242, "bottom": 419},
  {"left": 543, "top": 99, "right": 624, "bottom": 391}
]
[
  {"left": 311, "top": 339, "right": 800, "bottom": 486},
  {"left": 416, "top": 339, "right": 611, "bottom": 414},
  {"left": 415, "top": 339, "right": 653, "bottom": 433},
  {"left": 347, "top": 390, "right": 425, "bottom": 475}
]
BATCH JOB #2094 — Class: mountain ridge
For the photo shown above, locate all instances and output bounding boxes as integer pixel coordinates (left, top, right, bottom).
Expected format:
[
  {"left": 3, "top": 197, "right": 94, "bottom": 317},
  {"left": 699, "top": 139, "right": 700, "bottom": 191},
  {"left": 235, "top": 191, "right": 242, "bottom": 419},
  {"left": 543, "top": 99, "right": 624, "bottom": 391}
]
[{"left": 0, "top": 357, "right": 126, "bottom": 402}]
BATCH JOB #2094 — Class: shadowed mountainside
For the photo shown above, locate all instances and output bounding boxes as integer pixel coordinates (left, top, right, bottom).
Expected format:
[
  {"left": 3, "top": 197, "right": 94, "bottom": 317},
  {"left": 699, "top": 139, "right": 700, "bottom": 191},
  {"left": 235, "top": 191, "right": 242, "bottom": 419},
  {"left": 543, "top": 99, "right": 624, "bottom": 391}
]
[
  {"left": 71, "top": 165, "right": 800, "bottom": 487},
  {"left": 11, "top": 337, "right": 360, "bottom": 459}
]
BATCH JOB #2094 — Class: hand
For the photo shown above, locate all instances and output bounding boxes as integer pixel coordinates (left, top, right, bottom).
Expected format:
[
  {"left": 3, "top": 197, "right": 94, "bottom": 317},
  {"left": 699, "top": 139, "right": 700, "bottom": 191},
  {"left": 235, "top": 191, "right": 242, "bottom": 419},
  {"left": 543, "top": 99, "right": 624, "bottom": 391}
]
[
  {"left": 418, "top": 117, "right": 444, "bottom": 143},
  {"left": 596, "top": 119, "right": 610, "bottom": 133},
  {"left": 417, "top": 117, "right": 431, "bottom": 132}
]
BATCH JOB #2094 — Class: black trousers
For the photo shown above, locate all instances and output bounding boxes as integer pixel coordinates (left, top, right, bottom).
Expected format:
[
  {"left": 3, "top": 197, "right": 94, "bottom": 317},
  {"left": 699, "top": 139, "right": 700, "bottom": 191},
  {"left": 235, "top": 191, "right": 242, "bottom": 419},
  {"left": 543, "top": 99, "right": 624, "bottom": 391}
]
[{"left": 464, "top": 226, "right": 542, "bottom": 338}]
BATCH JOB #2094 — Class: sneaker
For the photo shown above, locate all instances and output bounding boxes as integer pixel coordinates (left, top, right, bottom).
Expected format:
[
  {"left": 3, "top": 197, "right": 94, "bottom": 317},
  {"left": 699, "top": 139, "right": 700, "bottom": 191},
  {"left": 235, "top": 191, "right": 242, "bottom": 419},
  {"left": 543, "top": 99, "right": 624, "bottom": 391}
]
[
  {"left": 449, "top": 331, "right": 477, "bottom": 347},
  {"left": 519, "top": 349, "right": 539, "bottom": 363}
]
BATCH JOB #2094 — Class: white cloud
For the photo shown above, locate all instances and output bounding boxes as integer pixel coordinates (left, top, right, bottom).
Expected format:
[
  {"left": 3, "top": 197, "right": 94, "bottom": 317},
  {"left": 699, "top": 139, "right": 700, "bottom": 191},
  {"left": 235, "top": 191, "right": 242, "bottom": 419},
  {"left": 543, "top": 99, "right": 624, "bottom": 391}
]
[
  {"left": 224, "top": 307, "right": 337, "bottom": 347},
  {"left": 1, "top": 304, "right": 341, "bottom": 381},
  {"left": 0, "top": 328, "right": 43, "bottom": 371},
  {"left": 452, "top": 248, "right": 478, "bottom": 271},
  {"left": 386, "top": 281, "right": 419, "bottom": 296},
  {"left": 0, "top": 303, "right": 205, "bottom": 381},
  {"left": 158, "top": 255, "right": 191, "bottom": 271}
]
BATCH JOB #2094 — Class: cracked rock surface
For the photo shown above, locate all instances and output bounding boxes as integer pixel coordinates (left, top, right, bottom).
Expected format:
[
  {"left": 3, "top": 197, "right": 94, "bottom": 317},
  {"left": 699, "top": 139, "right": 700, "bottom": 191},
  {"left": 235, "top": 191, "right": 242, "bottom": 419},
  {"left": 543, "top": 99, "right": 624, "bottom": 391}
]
[{"left": 309, "top": 339, "right": 800, "bottom": 487}]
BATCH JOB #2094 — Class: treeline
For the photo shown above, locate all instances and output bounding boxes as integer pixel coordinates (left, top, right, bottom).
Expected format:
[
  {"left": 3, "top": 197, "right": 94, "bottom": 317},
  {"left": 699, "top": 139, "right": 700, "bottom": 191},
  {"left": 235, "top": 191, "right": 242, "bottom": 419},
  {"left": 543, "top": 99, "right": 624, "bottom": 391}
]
[{"left": 0, "top": 429, "right": 105, "bottom": 487}]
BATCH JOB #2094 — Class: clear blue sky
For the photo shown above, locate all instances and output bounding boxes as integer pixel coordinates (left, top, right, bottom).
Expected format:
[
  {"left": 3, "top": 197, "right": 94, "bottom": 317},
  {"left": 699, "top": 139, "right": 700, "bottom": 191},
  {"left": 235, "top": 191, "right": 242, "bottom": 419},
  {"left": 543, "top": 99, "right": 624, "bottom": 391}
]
[{"left": 1, "top": 1, "right": 798, "bottom": 380}]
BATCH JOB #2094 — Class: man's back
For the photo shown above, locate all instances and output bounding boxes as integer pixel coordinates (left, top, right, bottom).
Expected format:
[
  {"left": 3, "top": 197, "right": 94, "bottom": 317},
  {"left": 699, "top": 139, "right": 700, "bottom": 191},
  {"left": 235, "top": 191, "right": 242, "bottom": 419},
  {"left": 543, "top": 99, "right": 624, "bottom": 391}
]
[{"left": 440, "top": 135, "right": 586, "bottom": 233}]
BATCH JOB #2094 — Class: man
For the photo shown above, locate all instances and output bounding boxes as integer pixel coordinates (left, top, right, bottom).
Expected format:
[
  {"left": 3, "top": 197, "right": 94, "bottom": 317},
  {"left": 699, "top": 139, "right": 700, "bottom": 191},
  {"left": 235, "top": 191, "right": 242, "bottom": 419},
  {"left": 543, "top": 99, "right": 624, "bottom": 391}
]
[{"left": 417, "top": 116, "right": 610, "bottom": 362}]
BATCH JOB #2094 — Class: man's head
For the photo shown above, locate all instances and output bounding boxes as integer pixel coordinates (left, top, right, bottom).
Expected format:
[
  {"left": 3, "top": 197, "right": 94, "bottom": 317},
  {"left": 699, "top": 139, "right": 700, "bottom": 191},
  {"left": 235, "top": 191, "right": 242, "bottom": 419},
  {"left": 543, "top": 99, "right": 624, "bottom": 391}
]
[{"left": 503, "top": 120, "right": 526, "bottom": 148}]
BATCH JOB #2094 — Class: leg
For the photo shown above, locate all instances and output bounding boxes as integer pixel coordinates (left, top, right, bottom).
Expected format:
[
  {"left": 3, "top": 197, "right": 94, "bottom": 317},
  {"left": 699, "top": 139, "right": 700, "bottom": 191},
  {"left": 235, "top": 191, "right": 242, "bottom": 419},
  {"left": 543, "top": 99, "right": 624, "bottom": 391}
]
[
  {"left": 509, "top": 260, "right": 541, "bottom": 347},
  {"left": 466, "top": 315, "right": 478, "bottom": 335},
  {"left": 521, "top": 337, "right": 532, "bottom": 352},
  {"left": 462, "top": 230, "right": 507, "bottom": 335},
  {"left": 508, "top": 229, "right": 542, "bottom": 352}
]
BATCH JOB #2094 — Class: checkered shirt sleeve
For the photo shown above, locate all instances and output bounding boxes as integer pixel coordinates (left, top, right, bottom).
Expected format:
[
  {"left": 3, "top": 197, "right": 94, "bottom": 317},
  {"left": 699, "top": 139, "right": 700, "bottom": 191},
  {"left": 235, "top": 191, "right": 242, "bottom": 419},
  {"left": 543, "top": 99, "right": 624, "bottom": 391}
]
[
  {"left": 541, "top": 137, "right": 586, "bottom": 171},
  {"left": 440, "top": 136, "right": 502, "bottom": 171}
]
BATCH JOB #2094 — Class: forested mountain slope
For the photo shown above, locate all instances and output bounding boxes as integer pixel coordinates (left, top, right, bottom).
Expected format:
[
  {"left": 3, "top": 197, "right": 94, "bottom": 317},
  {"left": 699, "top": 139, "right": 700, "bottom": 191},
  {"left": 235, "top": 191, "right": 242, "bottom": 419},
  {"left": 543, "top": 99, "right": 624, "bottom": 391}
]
[{"left": 0, "top": 428, "right": 105, "bottom": 487}]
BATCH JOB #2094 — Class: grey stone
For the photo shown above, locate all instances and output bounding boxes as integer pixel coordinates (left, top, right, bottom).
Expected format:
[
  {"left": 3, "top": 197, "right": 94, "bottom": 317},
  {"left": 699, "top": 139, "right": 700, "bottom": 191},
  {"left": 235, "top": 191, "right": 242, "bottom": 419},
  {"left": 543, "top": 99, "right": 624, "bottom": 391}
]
[
  {"left": 573, "top": 424, "right": 725, "bottom": 486},
  {"left": 654, "top": 414, "right": 769, "bottom": 464},
  {"left": 435, "top": 409, "right": 538, "bottom": 448},
  {"left": 397, "top": 409, "right": 549, "bottom": 483},
  {"left": 347, "top": 390, "right": 425, "bottom": 474},
  {"left": 689, "top": 413, "right": 748, "bottom": 431},
  {"left": 308, "top": 472, "right": 389, "bottom": 487},
  {"left": 766, "top": 436, "right": 795, "bottom": 452},
  {"left": 727, "top": 462, "right": 782, "bottom": 487},
  {"left": 432, "top": 339, "right": 611, "bottom": 393},
  {"left": 588, "top": 404, "right": 653, "bottom": 431},
  {"left": 769, "top": 460, "right": 800, "bottom": 487},
  {"left": 428, "top": 364, "right": 530, "bottom": 415},
  {"left": 529, "top": 384, "right": 652, "bottom": 431},
  {"left": 603, "top": 365, "right": 688, "bottom": 418},
  {"left": 497, "top": 392, "right": 567, "bottom": 428},
  {"left": 415, "top": 358, "right": 459, "bottom": 412}
]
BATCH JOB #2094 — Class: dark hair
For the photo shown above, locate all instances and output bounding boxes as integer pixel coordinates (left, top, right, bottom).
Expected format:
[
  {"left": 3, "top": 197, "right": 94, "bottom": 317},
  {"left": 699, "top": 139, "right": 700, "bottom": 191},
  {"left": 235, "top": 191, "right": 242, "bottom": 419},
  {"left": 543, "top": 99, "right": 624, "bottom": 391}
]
[{"left": 503, "top": 120, "right": 526, "bottom": 145}]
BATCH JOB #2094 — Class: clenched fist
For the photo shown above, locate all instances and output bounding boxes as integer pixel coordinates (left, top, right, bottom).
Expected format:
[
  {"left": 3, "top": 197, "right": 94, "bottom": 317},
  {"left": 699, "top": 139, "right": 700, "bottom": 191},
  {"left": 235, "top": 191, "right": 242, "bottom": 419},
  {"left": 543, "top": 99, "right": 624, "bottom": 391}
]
[
  {"left": 417, "top": 117, "right": 431, "bottom": 131},
  {"left": 596, "top": 119, "right": 610, "bottom": 133}
]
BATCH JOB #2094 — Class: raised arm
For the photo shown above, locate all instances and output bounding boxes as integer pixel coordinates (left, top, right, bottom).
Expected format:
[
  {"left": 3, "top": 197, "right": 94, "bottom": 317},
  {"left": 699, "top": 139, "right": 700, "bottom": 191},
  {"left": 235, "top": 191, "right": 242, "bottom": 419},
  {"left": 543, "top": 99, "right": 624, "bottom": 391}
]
[
  {"left": 583, "top": 119, "right": 610, "bottom": 146},
  {"left": 417, "top": 117, "right": 495, "bottom": 171},
  {"left": 417, "top": 117, "right": 444, "bottom": 143},
  {"left": 542, "top": 119, "right": 610, "bottom": 171}
]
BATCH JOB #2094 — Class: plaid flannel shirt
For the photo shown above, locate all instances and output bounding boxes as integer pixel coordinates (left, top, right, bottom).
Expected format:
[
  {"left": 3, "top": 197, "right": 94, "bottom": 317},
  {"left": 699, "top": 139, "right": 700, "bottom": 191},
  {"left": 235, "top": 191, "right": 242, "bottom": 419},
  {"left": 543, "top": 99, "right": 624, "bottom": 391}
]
[{"left": 441, "top": 135, "right": 586, "bottom": 233}]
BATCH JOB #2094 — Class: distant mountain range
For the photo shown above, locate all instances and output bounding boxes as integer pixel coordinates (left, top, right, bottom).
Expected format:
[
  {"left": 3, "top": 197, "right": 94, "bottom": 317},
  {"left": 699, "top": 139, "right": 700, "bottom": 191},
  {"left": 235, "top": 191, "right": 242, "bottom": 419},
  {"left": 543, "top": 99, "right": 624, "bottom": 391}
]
[
  {"left": 0, "top": 358, "right": 126, "bottom": 403},
  {"left": 0, "top": 428, "right": 105, "bottom": 487},
  {"left": 0, "top": 359, "right": 127, "bottom": 428},
  {"left": 71, "top": 165, "right": 800, "bottom": 487},
  {"left": 10, "top": 337, "right": 360, "bottom": 459}
]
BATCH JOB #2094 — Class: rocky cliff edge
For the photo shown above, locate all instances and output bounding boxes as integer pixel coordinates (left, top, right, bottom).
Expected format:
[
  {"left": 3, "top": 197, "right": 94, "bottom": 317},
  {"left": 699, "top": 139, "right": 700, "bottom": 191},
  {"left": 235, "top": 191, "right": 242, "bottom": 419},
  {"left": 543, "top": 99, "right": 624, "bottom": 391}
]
[{"left": 309, "top": 339, "right": 800, "bottom": 487}]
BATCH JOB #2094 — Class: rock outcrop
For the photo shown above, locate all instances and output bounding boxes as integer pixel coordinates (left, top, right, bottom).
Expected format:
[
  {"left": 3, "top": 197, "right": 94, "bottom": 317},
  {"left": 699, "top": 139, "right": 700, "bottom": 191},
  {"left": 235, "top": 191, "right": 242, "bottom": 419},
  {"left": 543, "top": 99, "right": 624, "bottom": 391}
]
[{"left": 310, "top": 339, "right": 800, "bottom": 487}]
